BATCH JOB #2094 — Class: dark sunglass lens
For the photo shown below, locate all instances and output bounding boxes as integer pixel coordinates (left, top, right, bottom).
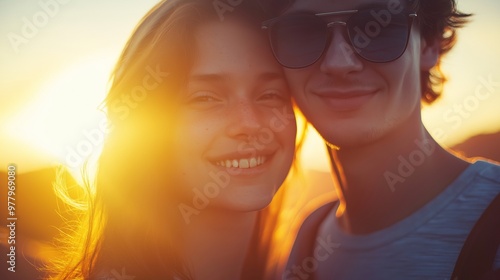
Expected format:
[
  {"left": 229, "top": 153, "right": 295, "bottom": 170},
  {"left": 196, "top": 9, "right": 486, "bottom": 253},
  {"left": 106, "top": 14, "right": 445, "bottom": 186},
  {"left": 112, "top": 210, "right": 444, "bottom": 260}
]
[
  {"left": 347, "top": 10, "right": 410, "bottom": 62},
  {"left": 269, "top": 14, "right": 328, "bottom": 68}
]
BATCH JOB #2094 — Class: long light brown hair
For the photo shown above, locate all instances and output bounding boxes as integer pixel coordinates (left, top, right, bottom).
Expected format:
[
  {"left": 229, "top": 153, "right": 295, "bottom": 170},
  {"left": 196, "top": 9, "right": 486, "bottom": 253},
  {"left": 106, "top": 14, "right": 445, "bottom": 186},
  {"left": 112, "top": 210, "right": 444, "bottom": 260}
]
[{"left": 47, "top": 0, "right": 303, "bottom": 279}]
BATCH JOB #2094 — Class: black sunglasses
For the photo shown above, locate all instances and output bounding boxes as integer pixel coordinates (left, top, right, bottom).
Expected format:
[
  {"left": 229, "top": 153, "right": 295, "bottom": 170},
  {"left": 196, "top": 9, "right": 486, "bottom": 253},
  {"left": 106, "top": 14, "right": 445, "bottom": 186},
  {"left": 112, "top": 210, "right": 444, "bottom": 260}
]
[{"left": 262, "top": 8, "right": 417, "bottom": 69}]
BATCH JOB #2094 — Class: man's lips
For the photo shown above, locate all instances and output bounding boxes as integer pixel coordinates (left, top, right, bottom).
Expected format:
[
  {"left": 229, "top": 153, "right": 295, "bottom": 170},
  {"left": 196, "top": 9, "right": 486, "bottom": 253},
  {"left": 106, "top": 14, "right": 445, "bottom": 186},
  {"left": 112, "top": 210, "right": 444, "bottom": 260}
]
[
  {"left": 313, "top": 89, "right": 378, "bottom": 111},
  {"left": 314, "top": 89, "right": 378, "bottom": 98}
]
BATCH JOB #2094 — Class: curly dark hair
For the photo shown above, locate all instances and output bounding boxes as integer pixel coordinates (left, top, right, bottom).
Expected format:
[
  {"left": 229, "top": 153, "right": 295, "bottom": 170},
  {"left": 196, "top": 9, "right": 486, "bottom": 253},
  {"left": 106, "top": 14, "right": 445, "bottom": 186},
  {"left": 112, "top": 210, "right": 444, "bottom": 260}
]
[
  {"left": 409, "top": 0, "right": 471, "bottom": 103},
  {"left": 260, "top": 0, "right": 471, "bottom": 104}
]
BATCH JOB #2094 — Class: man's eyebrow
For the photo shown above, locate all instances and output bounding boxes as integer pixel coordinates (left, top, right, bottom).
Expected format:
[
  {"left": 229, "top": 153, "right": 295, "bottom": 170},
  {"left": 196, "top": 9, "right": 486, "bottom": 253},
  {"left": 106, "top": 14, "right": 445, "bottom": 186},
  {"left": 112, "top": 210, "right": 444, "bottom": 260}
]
[
  {"left": 356, "top": 1, "right": 408, "bottom": 11},
  {"left": 286, "top": 8, "right": 316, "bottom": 14},
  {"left": 356, "top": 2, "right": 390, "bottom": 10},
  {"left": 287, "top": 2, "right": 398, "bottom": 15}
]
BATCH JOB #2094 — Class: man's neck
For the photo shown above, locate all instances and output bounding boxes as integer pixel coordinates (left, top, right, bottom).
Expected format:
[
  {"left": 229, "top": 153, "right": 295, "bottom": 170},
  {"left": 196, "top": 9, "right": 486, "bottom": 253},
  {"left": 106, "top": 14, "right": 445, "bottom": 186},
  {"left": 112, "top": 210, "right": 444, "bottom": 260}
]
[{"left": 332, "top": 121, "right": 469, "bottom": 234}]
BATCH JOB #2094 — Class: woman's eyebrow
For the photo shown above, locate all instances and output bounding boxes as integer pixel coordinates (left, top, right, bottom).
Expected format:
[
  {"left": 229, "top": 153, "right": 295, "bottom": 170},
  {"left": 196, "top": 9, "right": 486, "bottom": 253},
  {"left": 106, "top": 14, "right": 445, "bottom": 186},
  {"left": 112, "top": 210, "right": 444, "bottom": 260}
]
[
  {"left": 188, "top": 72, "right": 284, "bottom": 83},
  {"left": 257, "top": 72, "right": 285, "bottom": 83},
  {"left": 188, "top": 73, "right": 225, "bottom": 83}
]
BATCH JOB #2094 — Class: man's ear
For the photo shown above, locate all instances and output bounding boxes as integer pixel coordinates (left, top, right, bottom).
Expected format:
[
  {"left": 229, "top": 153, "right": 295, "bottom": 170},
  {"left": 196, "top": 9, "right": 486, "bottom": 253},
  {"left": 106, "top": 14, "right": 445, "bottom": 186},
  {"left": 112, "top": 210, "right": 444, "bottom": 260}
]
[{"left": 420, "top": 37, "right": 440, "bottom": 71}]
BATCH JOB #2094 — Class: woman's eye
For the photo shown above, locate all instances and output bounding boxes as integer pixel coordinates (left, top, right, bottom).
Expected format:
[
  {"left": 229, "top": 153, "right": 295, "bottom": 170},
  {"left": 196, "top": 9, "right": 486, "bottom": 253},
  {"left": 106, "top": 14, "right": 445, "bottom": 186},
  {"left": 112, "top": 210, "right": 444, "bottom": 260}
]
[
  {"left": 259, "top": 91, "right": 288, "bottom": 104},
  {"left": 190, "top": 95, "right": 219, "bottom": 103},
  {"left": 186, "top": 92, "right": 221, "bottom": 104},
  {"left": 184, "top": 92, "right": 223, "bottom": 110},
  {"left": 262, "top": 93, "right": 281, "bottom": 100}
]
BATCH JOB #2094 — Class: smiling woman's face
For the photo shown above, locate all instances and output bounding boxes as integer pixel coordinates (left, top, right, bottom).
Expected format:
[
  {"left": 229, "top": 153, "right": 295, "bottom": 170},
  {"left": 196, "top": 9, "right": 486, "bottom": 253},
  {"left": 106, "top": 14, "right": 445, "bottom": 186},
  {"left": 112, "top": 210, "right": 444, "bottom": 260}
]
[{"left": 171, "top": 18, "right": 296, "bottom": 215}]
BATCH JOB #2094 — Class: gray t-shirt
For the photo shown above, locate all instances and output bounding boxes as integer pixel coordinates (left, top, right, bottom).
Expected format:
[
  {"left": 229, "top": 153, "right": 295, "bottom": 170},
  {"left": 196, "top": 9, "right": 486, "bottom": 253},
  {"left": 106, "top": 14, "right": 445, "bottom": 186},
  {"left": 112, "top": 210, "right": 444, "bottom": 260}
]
[{"left": 292, "top": 160, "right": 500, "bottom": 280}]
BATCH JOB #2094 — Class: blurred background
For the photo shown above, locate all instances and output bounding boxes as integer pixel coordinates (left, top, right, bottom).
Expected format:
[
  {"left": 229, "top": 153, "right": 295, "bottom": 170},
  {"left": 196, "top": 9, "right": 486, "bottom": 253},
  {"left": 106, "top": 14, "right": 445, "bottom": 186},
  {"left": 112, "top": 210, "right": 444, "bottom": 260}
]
[{"left": 1, "top": 0, "right": 499, "bottom": 279}]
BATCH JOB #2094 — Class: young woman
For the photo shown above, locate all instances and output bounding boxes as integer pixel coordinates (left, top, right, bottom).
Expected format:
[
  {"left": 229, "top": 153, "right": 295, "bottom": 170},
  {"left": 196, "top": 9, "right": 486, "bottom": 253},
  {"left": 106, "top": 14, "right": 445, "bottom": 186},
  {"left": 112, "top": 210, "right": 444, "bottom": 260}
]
[{"left": 48, "top": 1, "right": 297, "bottom": 279}]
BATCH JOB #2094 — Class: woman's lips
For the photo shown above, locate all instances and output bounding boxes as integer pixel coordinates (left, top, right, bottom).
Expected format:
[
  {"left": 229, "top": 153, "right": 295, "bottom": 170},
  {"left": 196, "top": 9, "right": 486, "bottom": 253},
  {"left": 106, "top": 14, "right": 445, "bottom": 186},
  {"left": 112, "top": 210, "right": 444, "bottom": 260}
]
[
  {"left": 213, "top": 156, "right": 267, "bottom": 169},
  {"left": 207, "top": 151, "right": 276, "bottom": 175}
]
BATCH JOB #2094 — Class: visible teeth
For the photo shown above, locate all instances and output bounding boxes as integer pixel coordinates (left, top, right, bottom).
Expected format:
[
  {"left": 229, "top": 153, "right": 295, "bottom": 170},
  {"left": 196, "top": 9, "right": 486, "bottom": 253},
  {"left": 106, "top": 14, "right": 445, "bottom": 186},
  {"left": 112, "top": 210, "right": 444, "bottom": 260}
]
[
  {"left": 216, "top": 156, "right": 267, "bottom": 169},
  {"left": 239, "top": 159, "right": 249, "bottom": 169}
]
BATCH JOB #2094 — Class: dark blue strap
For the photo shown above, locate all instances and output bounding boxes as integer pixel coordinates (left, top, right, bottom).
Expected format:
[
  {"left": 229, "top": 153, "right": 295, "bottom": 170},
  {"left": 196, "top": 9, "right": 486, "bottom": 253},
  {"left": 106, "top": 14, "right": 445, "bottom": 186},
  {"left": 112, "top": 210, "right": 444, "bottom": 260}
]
[{"left": 451, "top": 192, "right": 500, "bottom": 280}]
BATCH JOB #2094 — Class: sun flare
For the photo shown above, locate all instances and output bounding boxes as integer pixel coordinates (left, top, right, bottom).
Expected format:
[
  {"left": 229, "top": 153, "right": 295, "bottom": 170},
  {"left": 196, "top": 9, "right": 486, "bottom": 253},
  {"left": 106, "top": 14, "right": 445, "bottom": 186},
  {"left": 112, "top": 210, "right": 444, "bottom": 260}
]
[{"left": 6, "top": 53, "right": 116, "bottom": 176}]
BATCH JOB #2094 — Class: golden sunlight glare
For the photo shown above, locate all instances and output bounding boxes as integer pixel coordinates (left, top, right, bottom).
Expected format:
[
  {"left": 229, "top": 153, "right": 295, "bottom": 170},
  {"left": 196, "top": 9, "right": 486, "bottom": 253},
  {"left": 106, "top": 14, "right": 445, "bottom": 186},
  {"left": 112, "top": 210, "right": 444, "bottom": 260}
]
[{"left": 6, "top": 53, "right": 115, "bottom": 174}]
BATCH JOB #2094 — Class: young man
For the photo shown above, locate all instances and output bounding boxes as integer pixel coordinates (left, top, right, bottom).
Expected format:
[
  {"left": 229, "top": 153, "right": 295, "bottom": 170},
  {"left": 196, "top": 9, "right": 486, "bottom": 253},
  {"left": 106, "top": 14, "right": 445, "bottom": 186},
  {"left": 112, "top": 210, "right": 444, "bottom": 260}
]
[{"left": 261, "top": 0, "right": 500, "bottom": 279}]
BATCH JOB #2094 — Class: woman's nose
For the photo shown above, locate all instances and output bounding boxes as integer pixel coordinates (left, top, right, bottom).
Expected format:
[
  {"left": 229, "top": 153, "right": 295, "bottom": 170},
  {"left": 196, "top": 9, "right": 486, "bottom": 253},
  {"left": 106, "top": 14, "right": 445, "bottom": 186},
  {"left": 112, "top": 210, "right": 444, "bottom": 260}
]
[{"left": 225, "top": 100, "right": 263, "bottom": 140}]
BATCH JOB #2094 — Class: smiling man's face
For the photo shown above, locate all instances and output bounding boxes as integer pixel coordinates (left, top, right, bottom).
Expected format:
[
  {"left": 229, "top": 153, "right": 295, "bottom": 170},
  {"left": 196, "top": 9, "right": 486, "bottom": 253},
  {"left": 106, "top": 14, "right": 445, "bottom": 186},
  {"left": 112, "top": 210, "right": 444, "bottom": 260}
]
[{"left": 277, "top": 0, "right": 438, "bottom": 148}]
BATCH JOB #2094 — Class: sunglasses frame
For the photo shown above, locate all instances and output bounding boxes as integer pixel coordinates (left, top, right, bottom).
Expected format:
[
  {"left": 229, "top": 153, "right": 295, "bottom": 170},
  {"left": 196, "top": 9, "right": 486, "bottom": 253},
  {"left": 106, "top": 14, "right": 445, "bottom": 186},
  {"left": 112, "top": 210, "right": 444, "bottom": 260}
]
[{"left": 262, "top": 9, "right": 418, "bottom": 69}]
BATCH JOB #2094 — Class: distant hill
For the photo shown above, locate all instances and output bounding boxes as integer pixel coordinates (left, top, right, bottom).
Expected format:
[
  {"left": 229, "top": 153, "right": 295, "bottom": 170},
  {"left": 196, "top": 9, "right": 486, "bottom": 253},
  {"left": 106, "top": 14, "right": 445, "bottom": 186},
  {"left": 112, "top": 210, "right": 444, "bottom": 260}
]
[
  {"left": 0, "top": 168, "right": 79, "bottom": 241},
  {"left": 0, "top": 132, "right": 497, "bottom": 279},
  {"left": 451, "top": 131, "right": 500, "bottom": 163},
  {"left": 0, "top": 167, "right": 79, "bottom": 279}
]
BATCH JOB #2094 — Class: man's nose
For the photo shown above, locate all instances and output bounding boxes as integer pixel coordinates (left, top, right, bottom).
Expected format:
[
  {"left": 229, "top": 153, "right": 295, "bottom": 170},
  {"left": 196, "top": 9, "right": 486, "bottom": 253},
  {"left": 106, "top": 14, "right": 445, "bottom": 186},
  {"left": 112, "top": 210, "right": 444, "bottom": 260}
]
[{"left": 319, "top": 27, "right": 364, "bottom": 78}]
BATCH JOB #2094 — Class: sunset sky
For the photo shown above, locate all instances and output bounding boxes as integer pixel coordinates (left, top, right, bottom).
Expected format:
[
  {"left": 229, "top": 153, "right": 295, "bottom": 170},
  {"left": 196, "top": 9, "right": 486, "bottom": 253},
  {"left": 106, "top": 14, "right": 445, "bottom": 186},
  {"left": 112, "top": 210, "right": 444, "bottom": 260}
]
[{"left": 1, "top": 0, "right": 500, "bottom": 173}]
